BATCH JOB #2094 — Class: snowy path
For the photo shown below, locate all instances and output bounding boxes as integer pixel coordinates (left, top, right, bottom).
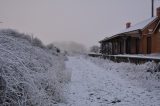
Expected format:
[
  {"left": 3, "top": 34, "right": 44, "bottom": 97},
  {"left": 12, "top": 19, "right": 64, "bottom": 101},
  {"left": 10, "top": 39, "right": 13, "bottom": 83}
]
[{"left": 63, "top": 56, "right": 160, "bottom": 106}]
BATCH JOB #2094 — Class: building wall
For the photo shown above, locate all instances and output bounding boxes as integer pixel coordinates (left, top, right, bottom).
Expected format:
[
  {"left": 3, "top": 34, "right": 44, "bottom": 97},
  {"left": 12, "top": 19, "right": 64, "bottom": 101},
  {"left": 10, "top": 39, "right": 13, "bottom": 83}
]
[
  {"left": 152, "top": 25, "right": 160, "bottom": 53},
  {"left": 140, "top": 35, "right": 147, "bottom": 54},
  {"left": 130, "top": 38, "right": 137, "bottom": 54},
  {"left": 100, "top": 19, "right": 160, "bottom": 55},
  {"left": 140, "top": 19, "right": 159, "bottom": 54}
]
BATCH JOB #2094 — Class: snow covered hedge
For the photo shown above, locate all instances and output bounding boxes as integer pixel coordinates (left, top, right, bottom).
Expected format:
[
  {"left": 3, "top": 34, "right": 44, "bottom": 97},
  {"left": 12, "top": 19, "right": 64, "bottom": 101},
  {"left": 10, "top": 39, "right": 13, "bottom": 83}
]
[
  {"left": 87, "top": 56, "right": 160, "bottom": 91},
  {"left": 0, "top": 29, "right": 70, "bottom": 106}
]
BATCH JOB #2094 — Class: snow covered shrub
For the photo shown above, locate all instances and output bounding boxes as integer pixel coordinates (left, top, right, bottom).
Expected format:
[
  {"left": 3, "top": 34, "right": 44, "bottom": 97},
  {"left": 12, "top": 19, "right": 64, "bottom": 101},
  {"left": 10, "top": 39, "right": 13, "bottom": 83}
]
[
  {"left": 145, "top": 62, "right": 160, "bottom": 80},
  {"left": 0, "top": 29, "right": 32, "bottom": 43},
  {"left": 46, "top": 43, "right": 61, "bottom": 55},
  {"left": 0, "top": 29, "right": 70, "bottom": 106},
  {"left": 20, "top": 33, "right": 32, "bottom": 43},
  {"left": 145, "top": 62, "right": 157, "bottom": 73},
  {"left": 32, "top": 37, "right": 45, "bottom": 49},
  {"left": 87, "top": 56, "right": 160, "bottom": 90},
  {"left": 0, "top": 76, "right": 6, "bottom": 105},
  {"left": 0, "top": 29, "right": 22, "bottom": 38},
  {"left": 0, "top": 29, "right": 46, "bottom": 49}
]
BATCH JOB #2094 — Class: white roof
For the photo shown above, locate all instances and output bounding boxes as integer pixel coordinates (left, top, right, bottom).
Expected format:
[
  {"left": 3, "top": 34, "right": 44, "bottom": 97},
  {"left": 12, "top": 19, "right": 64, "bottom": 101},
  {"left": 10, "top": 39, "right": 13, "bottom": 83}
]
[
  {"left": 100, "top": 16, "right": 158, "bottom": 42},
  {"left": 118, "top": 16, "right": 157, "bottom": 34}
]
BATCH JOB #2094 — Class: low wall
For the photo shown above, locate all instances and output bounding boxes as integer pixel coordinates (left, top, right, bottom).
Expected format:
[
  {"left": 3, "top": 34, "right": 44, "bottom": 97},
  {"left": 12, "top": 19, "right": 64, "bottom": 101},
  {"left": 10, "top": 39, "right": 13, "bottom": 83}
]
[{"left": 88, "top": 53, "right": 160, "bottom": 64}]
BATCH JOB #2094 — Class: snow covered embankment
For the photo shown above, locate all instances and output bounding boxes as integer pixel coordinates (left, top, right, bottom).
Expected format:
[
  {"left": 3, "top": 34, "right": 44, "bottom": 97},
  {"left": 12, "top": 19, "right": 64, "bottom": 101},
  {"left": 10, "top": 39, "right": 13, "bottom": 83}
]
[
  {"left": 0, "top": 29, "right": 70, "bottom": 106},
  {"left": 63, "top": 56, "right": 160, "bottom": 106}
]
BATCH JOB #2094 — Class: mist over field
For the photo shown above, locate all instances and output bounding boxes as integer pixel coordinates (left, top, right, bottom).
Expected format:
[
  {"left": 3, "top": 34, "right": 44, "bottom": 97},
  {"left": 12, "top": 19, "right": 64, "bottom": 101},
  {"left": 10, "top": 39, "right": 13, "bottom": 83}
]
[{"left": 53, "top": 41, "right": 88, "bottom": 54}]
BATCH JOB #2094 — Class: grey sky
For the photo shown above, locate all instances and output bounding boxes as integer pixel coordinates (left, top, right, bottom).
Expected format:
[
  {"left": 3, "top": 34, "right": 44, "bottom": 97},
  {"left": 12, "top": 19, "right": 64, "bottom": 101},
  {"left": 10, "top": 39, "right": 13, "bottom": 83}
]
[{"left": 0, "top": 0, "right": 160, "bottom": 47}]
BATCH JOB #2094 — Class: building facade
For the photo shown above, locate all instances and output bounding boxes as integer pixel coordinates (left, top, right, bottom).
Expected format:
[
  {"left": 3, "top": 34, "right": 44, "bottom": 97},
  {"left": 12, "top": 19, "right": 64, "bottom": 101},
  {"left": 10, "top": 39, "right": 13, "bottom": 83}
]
[{"left": 100, "top": 7, "right": 160, "bottom": 55}]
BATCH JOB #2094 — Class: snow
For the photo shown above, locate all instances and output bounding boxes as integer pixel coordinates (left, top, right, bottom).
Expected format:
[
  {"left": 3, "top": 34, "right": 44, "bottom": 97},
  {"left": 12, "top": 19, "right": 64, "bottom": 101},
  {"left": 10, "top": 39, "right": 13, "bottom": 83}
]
[
  {"left": 100, "top": 16, "right": 158, "bottom": 42},
  {"left": 110, "top": 54, "right": 160, "bottom": 60},
  {"left": 118, "top": 16, "right": 157, "bottom": 34},
  {"left": 0, "top": 29, "right": 70, "bottom": 106},
  {"left": 1, "top": 29, "right": 160, "bottom": 106},
  {"left": 88, "top": 53, "right": 160, "bottom": 60},
  {"left": 61, "top": 56, "right": 160, "bottom": 106}
]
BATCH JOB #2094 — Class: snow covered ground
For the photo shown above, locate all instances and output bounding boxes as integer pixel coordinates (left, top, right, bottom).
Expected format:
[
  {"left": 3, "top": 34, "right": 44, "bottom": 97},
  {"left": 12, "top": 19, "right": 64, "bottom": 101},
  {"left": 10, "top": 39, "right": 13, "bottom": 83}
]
[
  {"left": 61, "top": 56, "right": 160, "bottom": 106},
  {"left": 113, "top": 54, "right": 160, "bottom": 60},
  {"left": 1, "top": 29, "right": 159, "bottom": 106}
]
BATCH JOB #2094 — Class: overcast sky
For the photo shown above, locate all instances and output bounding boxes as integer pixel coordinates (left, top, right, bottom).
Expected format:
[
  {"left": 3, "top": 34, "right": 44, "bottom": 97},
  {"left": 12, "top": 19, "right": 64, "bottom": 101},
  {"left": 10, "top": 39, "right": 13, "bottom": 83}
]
[{"left": 0, "top": 0, "right": 160, "bottom": 47}]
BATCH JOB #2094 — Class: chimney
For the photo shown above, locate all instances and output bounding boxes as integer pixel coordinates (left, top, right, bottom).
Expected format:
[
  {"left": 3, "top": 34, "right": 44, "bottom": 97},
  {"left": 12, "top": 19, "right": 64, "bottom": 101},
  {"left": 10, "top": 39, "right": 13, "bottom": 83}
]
[
  {"left": 157, "top": 7, "right": 160, "bottom": 18},
  {"left": 126, "top": 22, "right": 131, "bottom": 29}
]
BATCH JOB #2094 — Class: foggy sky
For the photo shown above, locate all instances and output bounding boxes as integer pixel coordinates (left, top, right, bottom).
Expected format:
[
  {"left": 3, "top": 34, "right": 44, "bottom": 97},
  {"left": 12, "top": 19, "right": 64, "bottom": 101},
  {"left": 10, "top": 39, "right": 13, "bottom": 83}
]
[{"left": 0, "top": 0, "right": 160, "bottom": 47}]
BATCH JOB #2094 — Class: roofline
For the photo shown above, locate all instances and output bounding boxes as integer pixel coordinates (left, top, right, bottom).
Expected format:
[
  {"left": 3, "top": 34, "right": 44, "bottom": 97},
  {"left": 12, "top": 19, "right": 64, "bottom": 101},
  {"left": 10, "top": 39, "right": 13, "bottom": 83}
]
[
  {"left": 99, "top": 29, "right": 141, "bottom": 43},
  {"left": 152, "top": 20, "right": 160, "bottom": 34},
  {"left": 141, "top": 16, "right": 159, "bottom": 31},
  {"left": 99, "top": 37, "right": 108, "bottom": 43},
  {"left": 119, "top": 17, "right": 158, "bottom": 35},
  {"left": 99, "top": 17, "right": 159, "bottom": 43}
]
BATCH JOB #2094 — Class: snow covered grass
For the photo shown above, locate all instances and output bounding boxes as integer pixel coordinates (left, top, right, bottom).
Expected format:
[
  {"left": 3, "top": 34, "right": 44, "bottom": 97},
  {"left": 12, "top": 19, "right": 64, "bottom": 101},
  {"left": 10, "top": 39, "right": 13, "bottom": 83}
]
[
  {"left": 0, "top": 29, "right": 71, "bottom": 106},
  {"left": 87, "top": 56, "right": 160, "bottom": 91},
  {"left": 63, "top": 56, "right": 160, "bottom": 106}
]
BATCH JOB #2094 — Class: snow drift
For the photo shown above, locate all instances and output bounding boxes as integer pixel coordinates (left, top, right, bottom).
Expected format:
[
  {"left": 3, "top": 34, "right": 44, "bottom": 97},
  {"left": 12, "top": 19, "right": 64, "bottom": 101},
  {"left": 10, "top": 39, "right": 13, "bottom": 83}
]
[{"left": 0, "top": 29, "right": 70, "bottom": 106}]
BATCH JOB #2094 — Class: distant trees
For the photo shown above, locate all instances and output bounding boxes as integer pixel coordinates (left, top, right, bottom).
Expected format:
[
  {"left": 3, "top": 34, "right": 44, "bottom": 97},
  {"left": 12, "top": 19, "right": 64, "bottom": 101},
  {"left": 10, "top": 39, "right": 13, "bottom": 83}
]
[
  {"left": 90, "top": 45, "right": 99, "bottom": 53},
  {"left": 53, "top": 41, "right": 87, "bottom": 55}
]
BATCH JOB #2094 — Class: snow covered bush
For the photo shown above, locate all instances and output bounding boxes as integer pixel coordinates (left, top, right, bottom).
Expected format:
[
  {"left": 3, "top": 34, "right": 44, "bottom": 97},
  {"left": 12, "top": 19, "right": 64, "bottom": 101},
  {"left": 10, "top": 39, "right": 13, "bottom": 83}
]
[
  {"left": 0, "top": 76, "right": 6, "bottom": 104},
  {"left": 46, "top": 43, "right": 60, "bottom": 55},
  {"left": 0, "top": 29, "right": 32, "bottom": 42},
  {"left": 32, "top": 37, "right": 45, "bottom": 49},
  {"left": 87, "top": 56, "right": 160, "bottom": 91},
  {"left": 0, "top": 29, "right": 70, "bottom": 106}
]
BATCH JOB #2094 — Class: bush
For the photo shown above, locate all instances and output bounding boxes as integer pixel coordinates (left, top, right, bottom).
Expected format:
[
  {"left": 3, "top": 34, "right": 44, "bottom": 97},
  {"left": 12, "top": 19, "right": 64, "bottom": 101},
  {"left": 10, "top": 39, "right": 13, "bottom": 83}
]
[
  {"left": 0, "top": 29, "right": 46, "bottom": 49},
  {"left": 0, "top": 29, "right": 71, "bottom": 106},
  {"left": 46, "top": 43, "right": 61, "bottom": 55},
  {"left": 0, "top": 29, "right": 22, "bottom": 38},
  {"left": 32, "top": 37, "right": 45, "bottom": 49},
  {"left": 0, "top": 76, "right": 6, "bottom": 105},
  {"left": 46, "top": 43, "right": 55, "bottom": 50}
]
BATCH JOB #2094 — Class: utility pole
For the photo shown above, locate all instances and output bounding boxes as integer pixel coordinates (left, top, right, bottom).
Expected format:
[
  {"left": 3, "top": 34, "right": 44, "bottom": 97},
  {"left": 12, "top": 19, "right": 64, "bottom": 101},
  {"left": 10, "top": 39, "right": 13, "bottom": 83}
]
[{"left": 152, "top": 0, "right": 154, "bottom": 17}]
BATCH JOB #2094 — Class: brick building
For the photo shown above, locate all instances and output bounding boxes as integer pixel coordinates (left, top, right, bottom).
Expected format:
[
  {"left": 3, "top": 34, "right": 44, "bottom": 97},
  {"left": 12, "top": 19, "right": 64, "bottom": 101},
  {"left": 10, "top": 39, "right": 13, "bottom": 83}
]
[{"left": 100, "top": 7, "right": 160, "bottom": 55}]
